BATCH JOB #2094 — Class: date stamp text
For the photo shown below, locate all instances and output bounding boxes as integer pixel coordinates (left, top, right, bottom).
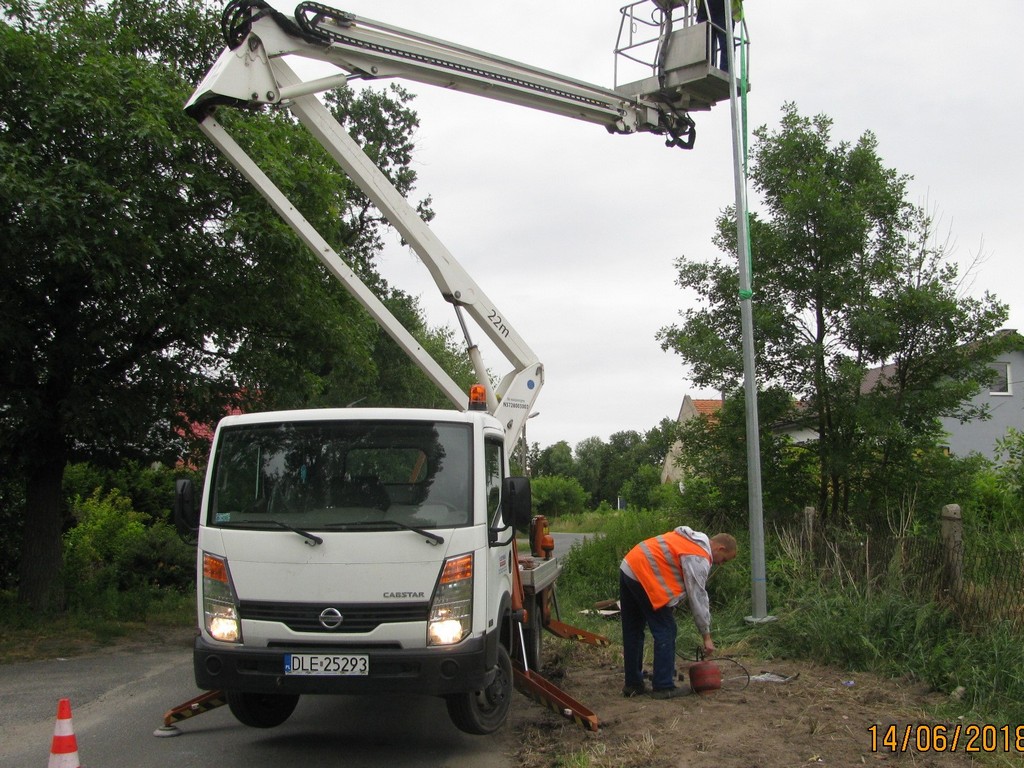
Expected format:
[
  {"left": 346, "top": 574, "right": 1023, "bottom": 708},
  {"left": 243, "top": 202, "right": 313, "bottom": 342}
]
[{"left": 868, "top": 724, "right": 1024, "bottom": 754}]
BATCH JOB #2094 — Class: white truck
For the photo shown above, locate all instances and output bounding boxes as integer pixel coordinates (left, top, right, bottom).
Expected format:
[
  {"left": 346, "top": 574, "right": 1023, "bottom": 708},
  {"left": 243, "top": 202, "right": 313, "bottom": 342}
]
[{"left": 172, "top": 0, "right": 736, "bottom": 735}]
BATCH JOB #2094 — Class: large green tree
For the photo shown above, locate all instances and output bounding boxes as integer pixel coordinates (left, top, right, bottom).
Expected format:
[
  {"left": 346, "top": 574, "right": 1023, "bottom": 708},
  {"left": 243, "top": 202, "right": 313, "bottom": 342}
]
[
  {"left": 532, "top": 440, "right": 575, "bottom": 478},
  {"left": 659, "top": 104, "right": 1009, "bottom": 525},
  {"left": 1, "top": 0, "right": 229, "bottom": 610},
  {"left": 0, "top": 0, "right": 467, "bottom": 609}
]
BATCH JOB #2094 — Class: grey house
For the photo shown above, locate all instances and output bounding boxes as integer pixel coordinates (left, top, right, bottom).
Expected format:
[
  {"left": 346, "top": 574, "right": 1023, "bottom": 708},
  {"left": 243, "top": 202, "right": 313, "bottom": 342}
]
[{"left": 939, "top": 344, "right": 1024, "bottom": 461}]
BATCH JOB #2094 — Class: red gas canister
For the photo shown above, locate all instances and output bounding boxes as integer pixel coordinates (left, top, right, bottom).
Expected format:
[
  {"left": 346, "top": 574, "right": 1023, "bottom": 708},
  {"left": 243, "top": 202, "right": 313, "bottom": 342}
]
[{"left": 688, "top": 659, "right": 722, "bottom": 693}]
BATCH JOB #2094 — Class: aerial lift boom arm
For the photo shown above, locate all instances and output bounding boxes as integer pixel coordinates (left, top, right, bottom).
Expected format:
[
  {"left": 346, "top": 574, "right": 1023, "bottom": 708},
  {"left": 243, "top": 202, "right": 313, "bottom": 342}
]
[
  {"left": 190, "top": 1, "right": 720, "bottom": 140},
  {"left": 186, "top": 0, "right": 731, "bottom": 449}
]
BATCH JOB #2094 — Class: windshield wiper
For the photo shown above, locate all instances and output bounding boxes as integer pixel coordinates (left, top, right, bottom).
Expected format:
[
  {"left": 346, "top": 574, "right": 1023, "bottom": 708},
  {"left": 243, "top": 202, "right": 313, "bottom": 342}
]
[
  {"left": 324, "top": 520, "right": 444, "bottom": 546},
  {"left": 219, "top": 518, "right": 323, "bottom": 546},
  {"left": 267, "top": 518, "right": 324, "bottom": 546}
]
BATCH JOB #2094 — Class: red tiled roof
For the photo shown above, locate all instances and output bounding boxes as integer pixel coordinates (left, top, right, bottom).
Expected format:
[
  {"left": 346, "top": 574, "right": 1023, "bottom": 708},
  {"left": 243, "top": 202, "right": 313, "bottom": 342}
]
[{"left": 692, "top": 399, "right": 723, "bottom": 416}]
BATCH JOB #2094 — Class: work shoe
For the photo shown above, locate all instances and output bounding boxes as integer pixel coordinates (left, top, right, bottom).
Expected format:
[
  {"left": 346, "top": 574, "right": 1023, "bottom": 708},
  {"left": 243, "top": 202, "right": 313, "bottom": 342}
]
[
  {"left": 621, "top": 683, "right": 647, "bottom": 698},
  {"left": 650, "top": 687, "right": 684, "bottom": 700}
]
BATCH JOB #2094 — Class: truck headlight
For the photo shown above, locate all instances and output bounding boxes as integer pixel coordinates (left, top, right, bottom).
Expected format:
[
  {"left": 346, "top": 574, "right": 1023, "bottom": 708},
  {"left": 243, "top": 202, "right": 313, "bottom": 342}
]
[
  {"left": 202, "top": 552, "right": 242, "bottom": 643},
  {"left": 428, "top": 554, "right": 473, "bottom": 646}
]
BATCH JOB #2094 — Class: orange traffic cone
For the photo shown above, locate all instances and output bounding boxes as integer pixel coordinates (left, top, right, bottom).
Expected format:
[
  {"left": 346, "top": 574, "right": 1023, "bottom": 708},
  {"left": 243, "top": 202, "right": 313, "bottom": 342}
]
[{"left": 48, "top": 698, "right": 81, "bottom": 768}]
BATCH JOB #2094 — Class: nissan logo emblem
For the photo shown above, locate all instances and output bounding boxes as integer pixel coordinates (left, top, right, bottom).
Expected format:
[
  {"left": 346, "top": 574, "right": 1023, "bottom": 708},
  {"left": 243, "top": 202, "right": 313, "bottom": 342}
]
[{"left": 319, "top": 607, "right": 344, "bottom": 629}]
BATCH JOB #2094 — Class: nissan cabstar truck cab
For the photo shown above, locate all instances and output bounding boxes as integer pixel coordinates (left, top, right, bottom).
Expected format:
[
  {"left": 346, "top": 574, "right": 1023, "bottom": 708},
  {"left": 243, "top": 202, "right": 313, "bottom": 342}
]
[{"left": 183, "top": 403, "right": 533, "bottom": 734}]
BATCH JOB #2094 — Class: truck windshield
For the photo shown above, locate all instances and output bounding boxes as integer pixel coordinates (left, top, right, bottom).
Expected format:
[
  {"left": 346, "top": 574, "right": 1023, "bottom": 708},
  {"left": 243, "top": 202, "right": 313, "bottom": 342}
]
[{"left": 208, "top": 420, "right": 472, "bottom": 530}]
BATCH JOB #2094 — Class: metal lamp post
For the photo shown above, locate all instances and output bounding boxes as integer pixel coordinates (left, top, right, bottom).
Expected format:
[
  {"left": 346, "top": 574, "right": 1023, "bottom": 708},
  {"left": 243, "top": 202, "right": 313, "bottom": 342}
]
[{"left": 723, "top": 0, "right": 772, "bottom": 623}]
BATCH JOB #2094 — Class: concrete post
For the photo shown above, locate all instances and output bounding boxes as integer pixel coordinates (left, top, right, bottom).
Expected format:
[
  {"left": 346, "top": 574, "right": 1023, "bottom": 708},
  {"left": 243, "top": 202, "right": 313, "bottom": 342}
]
[
  {"left": 802, "top": 506, "right": 816, "bottom": 550},
  {"left": 940, "top": 503, "right": 964, "bottom": 594}
]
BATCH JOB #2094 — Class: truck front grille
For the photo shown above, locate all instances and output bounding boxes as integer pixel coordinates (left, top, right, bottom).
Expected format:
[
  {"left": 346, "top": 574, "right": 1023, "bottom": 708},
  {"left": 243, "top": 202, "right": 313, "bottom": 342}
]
[{"left": 238, "top": 600, "right": 430, "bottom": 633}]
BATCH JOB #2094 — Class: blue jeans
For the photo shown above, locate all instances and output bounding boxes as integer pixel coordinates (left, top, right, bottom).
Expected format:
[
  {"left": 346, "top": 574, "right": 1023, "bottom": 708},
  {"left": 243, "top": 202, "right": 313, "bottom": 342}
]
[{"left": 619, "top": 571, "right": 678, "bottom": 690}]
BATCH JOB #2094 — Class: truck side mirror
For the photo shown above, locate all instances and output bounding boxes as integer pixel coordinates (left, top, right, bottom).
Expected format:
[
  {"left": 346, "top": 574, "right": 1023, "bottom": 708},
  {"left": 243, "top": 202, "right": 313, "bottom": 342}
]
[
  {"left": 502, "top": 476, "right": 532, "bottom": 533},
  {"left": 173, "top": 478, "right": 199, "bottom": 539}
]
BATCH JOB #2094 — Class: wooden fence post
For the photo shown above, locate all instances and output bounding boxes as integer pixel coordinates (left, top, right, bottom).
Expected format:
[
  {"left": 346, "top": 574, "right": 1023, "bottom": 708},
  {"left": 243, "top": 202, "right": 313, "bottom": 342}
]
[{"left": 940, "top": 503, "right": 964, "bottom": 594}]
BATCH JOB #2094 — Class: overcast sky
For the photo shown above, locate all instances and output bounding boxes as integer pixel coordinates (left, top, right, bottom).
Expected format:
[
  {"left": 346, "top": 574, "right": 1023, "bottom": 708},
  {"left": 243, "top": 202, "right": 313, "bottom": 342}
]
[{"left": 267, "top": 0, "right": 1024, "bottom": 450}]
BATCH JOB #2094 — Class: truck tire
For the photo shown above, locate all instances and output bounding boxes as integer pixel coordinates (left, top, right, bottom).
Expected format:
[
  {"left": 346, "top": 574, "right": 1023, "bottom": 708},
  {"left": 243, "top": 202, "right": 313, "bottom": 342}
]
[
  {"left": 226, "top": 691, "right": 300, "bottom": 728},
  {"left": 445, "top": 643, "right": 513, "bottom": 735}
]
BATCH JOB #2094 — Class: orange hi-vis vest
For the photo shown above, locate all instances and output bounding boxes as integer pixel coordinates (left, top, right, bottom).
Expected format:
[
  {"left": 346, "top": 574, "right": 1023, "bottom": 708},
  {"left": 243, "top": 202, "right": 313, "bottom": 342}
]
[{"left": 624, "top": 531, "right": 712, "bottom": 610}]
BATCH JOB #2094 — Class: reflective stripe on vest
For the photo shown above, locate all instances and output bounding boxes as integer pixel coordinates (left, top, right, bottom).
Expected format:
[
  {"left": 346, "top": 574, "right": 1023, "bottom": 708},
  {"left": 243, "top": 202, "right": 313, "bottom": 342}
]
[{"left": 624, "top": 531, "right": 712, "bottom": 610}]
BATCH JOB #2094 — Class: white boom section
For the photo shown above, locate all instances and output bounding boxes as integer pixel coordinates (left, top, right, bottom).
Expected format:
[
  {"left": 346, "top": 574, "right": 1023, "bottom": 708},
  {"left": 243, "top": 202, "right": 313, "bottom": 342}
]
[
  {"left": 185, "top": 1, "right": 727, "bottom": 450},
  {"left": 188, "top": 1, "right": 722, "bottom": 142}
]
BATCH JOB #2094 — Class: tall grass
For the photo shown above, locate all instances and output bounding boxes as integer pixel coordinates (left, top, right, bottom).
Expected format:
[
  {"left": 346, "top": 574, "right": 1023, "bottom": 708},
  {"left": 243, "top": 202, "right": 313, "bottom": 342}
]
[
  {"left": 549, "top": 505, "right": 638, "bottom": 535},
  {"left": 730, "top": 577, "right": 1024, "bottom": 724}
]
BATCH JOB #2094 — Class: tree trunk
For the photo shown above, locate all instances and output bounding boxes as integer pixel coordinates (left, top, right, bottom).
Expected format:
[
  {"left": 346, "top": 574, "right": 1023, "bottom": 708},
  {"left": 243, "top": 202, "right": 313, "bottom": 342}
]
[{"left": 16, "top": 443, "right": 68, "bottom": 612}]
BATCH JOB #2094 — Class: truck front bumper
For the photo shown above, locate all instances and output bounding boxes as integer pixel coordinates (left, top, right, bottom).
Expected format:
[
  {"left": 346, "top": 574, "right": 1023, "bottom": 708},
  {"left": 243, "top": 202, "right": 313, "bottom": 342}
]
[{"left": 193, "top": 631, "right": 499, "bottom": 696}]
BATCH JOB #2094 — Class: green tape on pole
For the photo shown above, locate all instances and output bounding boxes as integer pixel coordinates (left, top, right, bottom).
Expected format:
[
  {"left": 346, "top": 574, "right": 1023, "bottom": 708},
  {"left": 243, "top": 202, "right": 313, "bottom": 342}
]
[
  {"left": 739, "top": 289, "right": 753, "bottom": 301},
  {"left": 738, "top": 21, "right": 753, "bottom": 282},
  {"left": 740, "top": 23, "right": 749, "bottom": 173}
]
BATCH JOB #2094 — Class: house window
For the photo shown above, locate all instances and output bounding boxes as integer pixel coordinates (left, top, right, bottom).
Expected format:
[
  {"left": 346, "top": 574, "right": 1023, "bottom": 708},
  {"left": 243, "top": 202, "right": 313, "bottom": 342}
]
[{"left": 990, "top": 361, "right": 1011, "bottom": 396}]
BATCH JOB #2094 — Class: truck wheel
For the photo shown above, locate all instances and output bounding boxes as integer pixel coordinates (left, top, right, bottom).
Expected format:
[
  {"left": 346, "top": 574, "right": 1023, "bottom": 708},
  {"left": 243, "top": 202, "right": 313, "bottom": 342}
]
[
  {"left": 445, "top": 643, "right": 513, "bottom": 735},
  {"left": 225, "top": 691, "right": 300, "bottom": 728}
]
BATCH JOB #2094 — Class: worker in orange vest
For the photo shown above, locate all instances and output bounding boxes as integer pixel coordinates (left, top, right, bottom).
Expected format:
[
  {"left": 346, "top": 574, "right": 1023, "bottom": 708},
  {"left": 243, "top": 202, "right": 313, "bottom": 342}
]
[{"left": 619, "top": 526, "right": 738, "bottom": 699}]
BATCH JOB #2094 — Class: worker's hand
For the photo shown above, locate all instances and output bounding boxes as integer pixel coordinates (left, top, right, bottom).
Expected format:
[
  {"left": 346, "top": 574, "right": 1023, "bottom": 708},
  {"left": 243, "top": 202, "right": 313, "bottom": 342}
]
[{"left": 702, "top": 636, "right": 715, "bottom": 657}]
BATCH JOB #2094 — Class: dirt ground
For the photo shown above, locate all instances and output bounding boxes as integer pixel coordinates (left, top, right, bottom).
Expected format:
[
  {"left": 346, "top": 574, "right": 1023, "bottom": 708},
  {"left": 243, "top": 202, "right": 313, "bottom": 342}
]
[{"left": 500, "top": 637, "right": 987, "bottom": 768}]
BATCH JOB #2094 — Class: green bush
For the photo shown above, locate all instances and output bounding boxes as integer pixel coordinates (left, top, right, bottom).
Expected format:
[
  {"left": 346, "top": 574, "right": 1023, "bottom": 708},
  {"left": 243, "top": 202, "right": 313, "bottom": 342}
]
[
  {"left": 941, "top": 622, "right": 1024, "bottom": 724},
  {"left": 648, "top": 482, "right": 686, "bottom": 515},
  {"left": 737, "top": 575, "right": 1024, "bottom": 722},
  {"left": 549, "top": 503, "right": 621, "bottom": 534},
  {"left": 619, "top": 465, "right": 662, "bottom": 510},
  {"left": 530, "top": 474, "right": 588, "bottom": 517},
  {"left": 62, "top": 488, "right": 194, "bottom": 618},
  {"left": 64, "top": 489, "right": 148, "bottom": 590},
  {"left": 63, "top": 460, "right": 196, "bottom": 523},
  {"left": 120, "top": 520, "right": 196, "bottom": 592},
  {"left": 677, "top": 475, "right": 726, "bottom": 528}
]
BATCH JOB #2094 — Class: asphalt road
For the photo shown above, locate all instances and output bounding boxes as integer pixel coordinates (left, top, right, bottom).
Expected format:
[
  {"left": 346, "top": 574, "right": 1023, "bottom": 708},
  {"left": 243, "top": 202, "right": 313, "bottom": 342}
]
[
  {"left": 0, "top": 533, "right": 592, "bottom": 767},
  {"left": 549, "top": 532, "right": 591, "bottom": 559},
  {"left": 0, "top": 641, "right": 514, "bottom": 767}
]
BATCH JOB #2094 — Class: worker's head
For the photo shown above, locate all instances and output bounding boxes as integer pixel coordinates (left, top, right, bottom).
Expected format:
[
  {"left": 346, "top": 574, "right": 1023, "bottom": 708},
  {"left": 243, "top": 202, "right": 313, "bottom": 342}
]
[{"left": 710, "top": 533, "right": 738, "bottom": 565}]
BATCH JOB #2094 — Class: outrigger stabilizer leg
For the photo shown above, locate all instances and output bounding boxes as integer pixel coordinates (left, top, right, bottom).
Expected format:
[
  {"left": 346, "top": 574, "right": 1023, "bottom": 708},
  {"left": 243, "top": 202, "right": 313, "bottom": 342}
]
[
  {"left": 509, "top": 538, "right": 604, "bottom": 732},
  {"left": 152, "top": 690, "right": 227, "bottom": 737},
  {"left": 512, "top": 661, "right": 600, "bottom": 732}
]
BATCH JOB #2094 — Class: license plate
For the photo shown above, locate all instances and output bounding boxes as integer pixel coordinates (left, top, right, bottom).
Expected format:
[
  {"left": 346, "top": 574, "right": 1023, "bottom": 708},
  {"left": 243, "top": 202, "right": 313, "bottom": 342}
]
[{"left": 284, "top": 653, "right": 369, "bottom": 676}]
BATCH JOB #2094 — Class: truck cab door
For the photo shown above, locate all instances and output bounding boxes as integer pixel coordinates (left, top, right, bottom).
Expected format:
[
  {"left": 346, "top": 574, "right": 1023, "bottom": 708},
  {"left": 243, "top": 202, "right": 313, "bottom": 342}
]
[{"left": 483, "top": 437, "right": 515, "bottom": 635}]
